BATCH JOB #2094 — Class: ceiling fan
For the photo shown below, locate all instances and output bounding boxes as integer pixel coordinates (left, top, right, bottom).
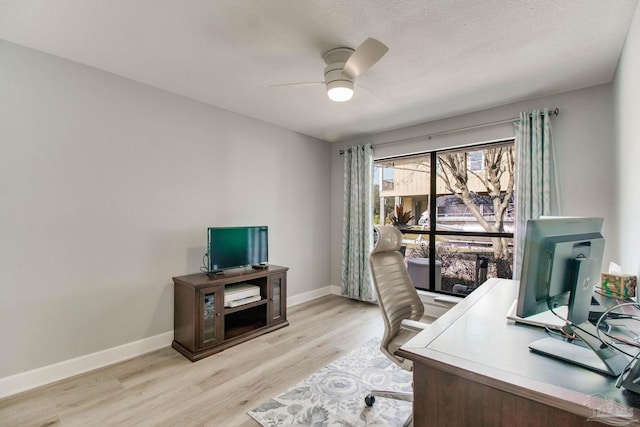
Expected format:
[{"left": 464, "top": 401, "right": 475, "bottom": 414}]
[{"left": 273, "top": 38, "right": 388, "bottom": 102}]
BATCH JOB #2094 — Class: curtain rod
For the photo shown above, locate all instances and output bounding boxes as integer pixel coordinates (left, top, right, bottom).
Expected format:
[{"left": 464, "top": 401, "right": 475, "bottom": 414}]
[{"left": 339, "top": 107, "right": 559, "bottom": 154}]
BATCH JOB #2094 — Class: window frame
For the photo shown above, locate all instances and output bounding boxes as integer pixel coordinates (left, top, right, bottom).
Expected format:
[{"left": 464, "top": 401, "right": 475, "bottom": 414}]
[{"left": 373, "top": 139, "right": 515, "bottom": 295}]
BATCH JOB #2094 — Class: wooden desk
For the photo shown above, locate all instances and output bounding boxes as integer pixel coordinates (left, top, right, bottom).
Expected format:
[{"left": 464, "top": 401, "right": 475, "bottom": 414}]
[{"left": 397, "top": 278, "right": 640, "bottom": 426}]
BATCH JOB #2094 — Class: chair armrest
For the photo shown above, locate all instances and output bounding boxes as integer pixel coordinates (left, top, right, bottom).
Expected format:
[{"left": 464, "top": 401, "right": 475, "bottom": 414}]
[{"left": 401, "top": 319, "right": 430, "bottom": 332}]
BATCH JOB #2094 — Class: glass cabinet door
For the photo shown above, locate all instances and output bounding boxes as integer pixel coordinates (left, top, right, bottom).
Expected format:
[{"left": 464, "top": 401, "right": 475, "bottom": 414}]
[
  {"left": 269, "top": 273, "right": 286, "bottom": 323},
  {"left": 199, "top": 286, "right": 223, "bottom": 349},
  {"left": 272, "top": 279, "right": 282, "bottom": 319}
]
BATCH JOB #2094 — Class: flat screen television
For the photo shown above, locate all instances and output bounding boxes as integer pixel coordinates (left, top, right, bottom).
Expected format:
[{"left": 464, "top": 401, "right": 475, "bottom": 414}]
[
  {"left": 207, "top": 226, "right": 268, "bottom": 274},
  {"left": 515, "top": 217, "right": 629, "bottom": 376}
]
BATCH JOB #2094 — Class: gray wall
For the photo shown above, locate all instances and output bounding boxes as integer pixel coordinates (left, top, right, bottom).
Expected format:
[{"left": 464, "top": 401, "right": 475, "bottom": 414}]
[
  {"left": 0, "top": 40, "right": 331, "bottom": 377},
  {"left": 330, "top": 83, "right": 618, "bottom": 289},
  {"left": 614, "top": 3, "right": 640, "bottom": 278}
]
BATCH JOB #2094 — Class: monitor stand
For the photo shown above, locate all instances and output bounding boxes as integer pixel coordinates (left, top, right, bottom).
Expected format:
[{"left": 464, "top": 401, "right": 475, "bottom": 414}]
[{"left": 529, "top": 322, "right": 629, "bottom": 377}]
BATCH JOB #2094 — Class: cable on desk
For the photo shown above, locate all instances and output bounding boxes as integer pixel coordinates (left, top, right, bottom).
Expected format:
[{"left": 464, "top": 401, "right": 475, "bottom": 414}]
[
  {"left": 544, "top": 325, "right": 575, "bottom": 340},
  {"left": 615, "top": 350, "right": 640, "bottom": 388},
  {"left": 601, "top": 301, "right": 640, "bottom": 388},
  {"left": 546, "top": 299, "right": 638, "bottom": 359},
  {"left": 595, "top": 302, "right": 640, "bottom": 351}
]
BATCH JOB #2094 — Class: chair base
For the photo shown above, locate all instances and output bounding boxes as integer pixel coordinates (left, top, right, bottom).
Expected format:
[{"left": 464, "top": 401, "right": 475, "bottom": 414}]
[
  {"left": 365, "top": 390, "right": 413, "bottom": 427},
  {"left": 367, "top": 389, "right": 413, "bottom": 403}
]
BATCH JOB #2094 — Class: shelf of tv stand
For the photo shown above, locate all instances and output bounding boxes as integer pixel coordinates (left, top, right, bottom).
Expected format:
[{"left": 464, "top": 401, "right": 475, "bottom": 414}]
[
  {"left": 224, "top": 298, "right": 267, "bottom": 315},
  {"left": 225, "top": 321, "right": 267, "bottom": 340},
  {"left": 172, "top": 265, "right": 288, "bottom": 361}
]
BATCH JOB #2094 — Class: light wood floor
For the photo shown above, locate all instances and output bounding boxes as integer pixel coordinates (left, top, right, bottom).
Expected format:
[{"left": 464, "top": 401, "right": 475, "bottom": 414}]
[{"left": 0, "top": 295, "right": 383, "bottom": 427}]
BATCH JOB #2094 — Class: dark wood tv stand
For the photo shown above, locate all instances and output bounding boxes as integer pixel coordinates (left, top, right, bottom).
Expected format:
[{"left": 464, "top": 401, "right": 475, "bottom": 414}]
[{"left": 172, "top": 265, "right": 288, "bottom": 361}]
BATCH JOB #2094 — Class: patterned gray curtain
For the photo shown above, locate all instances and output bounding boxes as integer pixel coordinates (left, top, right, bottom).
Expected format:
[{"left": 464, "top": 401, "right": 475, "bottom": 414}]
[
  {"left": 341, "top": 144, "right": 376, "bottom": 302},
  {"left": 513, "top": 108, "right": 555, "bottom": 279}
]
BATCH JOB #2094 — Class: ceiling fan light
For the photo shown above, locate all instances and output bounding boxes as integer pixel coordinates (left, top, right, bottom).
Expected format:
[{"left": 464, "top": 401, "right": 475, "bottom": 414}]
[
  {"left": 326, "top": 81, "right": 354, "bottom": 102},
  {"left": 327, "top": 86, "right": 354, "bottom": 102}
]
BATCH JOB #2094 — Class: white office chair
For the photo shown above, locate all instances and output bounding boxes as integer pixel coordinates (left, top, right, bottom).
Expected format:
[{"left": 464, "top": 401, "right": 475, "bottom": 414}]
[{"left": 365, "top": 225, "right": 432, "bottom": 427}]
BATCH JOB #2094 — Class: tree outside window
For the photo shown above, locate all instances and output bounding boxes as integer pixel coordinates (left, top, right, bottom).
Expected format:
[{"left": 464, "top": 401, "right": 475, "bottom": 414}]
[{"left": 373, "top": 141, "right": 514, "bottom": 295}]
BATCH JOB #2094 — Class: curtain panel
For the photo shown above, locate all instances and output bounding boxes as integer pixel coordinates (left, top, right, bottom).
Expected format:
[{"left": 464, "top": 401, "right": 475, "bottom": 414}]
[
  {"left": 341, "top": 144, "right": 376, "bottom": 302},
  {"left": 513, "top": 108, "right": 555, "bottom": 279}
]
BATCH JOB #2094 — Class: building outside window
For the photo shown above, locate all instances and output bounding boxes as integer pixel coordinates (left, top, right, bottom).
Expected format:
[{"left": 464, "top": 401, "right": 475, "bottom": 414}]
[
  {"left": 467, "top": 150, "right": 484, "bottom": 172},
  {"left": 373, "top": 140, "right": 515, "bottom": 296}
]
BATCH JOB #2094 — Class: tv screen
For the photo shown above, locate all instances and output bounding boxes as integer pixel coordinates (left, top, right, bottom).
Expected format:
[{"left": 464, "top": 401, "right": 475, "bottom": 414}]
[{"left": 207, "top": 226, "right": 268, "bottom": 273}]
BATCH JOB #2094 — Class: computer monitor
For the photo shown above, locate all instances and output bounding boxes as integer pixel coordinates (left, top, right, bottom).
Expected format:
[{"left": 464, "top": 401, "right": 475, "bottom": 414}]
[
  {"left": 516, "top": 217, "right": 629, "bottom": 376},
  {"left": 516, "top": 216, "right": 605, "bottom": 324}
]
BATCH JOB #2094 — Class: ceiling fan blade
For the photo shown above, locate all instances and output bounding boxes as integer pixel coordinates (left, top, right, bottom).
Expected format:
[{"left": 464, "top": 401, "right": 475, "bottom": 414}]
[
  {"left": 342, "top": 38, "right": 388, "bottom": 79},
  {"left": 269, "top": 81, "right": 323, "bottom": 87}
]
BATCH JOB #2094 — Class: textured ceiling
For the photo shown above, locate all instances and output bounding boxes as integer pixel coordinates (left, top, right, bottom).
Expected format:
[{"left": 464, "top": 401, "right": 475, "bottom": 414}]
[{"left": 1, "top": 0, "right": 638, "bottom": 142}]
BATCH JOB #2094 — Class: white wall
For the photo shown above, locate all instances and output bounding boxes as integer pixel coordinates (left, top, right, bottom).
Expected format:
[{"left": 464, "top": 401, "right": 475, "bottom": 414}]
[
  {"left": 330, "top": 84, "right": 617, "bottom": 288},
  {"left": 613, "top": 3, "right": 640, "bottom": 278},
  {"left": 0, "top": 40, "right": 331, "bottom": 380}
]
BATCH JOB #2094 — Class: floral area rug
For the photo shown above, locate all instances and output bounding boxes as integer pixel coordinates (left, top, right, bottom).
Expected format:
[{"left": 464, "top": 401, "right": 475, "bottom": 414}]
[{"left": 248, "top": 338, "right": 412, "bottom": 426}]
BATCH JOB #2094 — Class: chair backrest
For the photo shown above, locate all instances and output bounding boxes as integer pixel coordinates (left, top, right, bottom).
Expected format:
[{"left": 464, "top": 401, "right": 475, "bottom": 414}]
[{"left": 369, "top": 225, "right": 425, "bottom": 366}]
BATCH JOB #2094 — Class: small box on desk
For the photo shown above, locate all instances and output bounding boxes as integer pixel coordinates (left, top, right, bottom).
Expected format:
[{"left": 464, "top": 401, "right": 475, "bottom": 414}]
[{"left": 600, "top": 273, "right": 637, "bottom": 298}]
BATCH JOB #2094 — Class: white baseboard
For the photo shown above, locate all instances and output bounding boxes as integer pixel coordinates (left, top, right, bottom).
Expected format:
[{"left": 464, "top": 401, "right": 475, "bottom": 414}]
[
  {"left": 286, "top": 284, "right": 347, "bottom": 306},
  {"left": 0, "top": 331, "right": 173, "bottom": 399},
  {"left": 2, "top": 285, "right": 355, "bottom": 399},
  {"left": 287, "top": 286, "right": 332, "bottom": 306}
]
